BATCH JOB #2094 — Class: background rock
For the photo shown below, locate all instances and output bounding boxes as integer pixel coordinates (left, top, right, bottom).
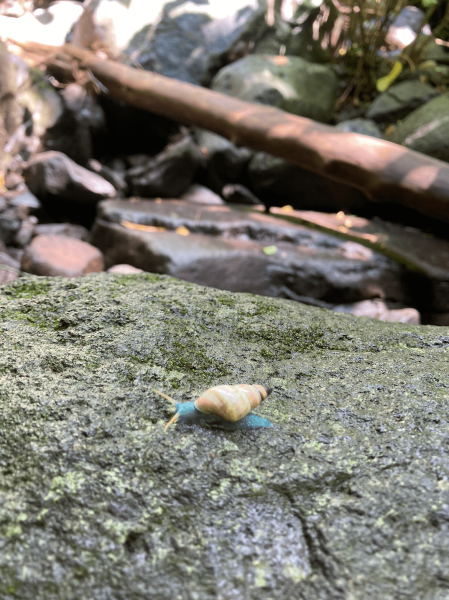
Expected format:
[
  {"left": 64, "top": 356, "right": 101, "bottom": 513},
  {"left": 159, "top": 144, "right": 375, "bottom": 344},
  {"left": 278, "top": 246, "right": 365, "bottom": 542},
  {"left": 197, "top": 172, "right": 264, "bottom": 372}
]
[
  {"left": 23, "top": 151, "right": 116, "bottom": 205},
  {"left": 33, "top": 222, "right": 89, "bottom": 241},
  {"left": 21, "top": 234, "right": 104, "bottom": 277},
  {"left": 195, "top": 128, "right": 253, "bottom": 193},
  {"left": 211, "top": 54, "right": 338, "bottom": 123},
  {"left": 366, "top": 81, "right": 440, "bottom": 124},
  {"left": 92, "top": 199, "right": 412, "bottom": 306},
  {"left": 336, "top": 118, "right": 384, "bottom": 139},
  {"left": 42, "top": 83, "right": 106, "bottom": 166},
  {"left": 180, "top": 184, "right": 224, "bottom": 206},
  {"left": 248, "top": 152, "right": 369, "bottom": 212},
  {"left": 124, "top": 0, "right": 268, "bottom": 86},
  {"left": 391, "top": 95, "right": 449, "bottom": 162},
  {"left": 126, "top": 135, "right": 203, "bottom": 198}
]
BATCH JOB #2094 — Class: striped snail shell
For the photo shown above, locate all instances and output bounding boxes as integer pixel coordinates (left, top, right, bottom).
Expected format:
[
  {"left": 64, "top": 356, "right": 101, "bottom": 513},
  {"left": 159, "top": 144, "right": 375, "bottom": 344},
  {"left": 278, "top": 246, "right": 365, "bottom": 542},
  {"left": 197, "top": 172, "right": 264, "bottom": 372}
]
[
  {"left": 156, "top": 384, "right": 273, "bottom": 430},
  {"left": 194, "top": 384, "right": 271, "bottom": 421}
]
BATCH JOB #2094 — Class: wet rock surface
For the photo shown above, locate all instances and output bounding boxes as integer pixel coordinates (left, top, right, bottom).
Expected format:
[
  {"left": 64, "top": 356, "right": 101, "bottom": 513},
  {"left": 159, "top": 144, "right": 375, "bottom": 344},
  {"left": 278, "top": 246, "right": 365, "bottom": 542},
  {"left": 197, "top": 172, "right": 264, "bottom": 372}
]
[
  {"left": 92, "top": 199, "right": 411, "bottom": 305},
  {"left": 0, "top": 274, "right": 448, "bottom": 599}
]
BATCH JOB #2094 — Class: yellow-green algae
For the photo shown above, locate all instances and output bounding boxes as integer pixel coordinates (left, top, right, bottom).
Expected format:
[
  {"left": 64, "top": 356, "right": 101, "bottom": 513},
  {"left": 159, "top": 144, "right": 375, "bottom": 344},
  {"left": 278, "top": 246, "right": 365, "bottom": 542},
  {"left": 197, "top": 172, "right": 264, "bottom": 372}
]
[{"left": 0, "top": 273, "right": 448, "bottom": 599}]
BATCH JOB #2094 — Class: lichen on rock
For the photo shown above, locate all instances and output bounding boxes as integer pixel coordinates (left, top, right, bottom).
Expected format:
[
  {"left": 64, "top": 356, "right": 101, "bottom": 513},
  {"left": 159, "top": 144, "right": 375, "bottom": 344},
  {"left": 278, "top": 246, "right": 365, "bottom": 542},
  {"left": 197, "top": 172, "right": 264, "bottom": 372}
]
[{"left": 0, "top": 273, "right": 448, "bottom": 599}]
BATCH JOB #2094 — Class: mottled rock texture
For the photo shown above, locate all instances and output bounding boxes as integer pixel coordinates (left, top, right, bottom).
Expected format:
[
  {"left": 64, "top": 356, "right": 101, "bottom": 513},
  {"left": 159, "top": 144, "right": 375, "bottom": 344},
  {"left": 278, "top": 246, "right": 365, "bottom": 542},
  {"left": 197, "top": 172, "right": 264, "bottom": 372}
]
[{"left": 0, "top": 274, "right": 448, "bottom": 600}]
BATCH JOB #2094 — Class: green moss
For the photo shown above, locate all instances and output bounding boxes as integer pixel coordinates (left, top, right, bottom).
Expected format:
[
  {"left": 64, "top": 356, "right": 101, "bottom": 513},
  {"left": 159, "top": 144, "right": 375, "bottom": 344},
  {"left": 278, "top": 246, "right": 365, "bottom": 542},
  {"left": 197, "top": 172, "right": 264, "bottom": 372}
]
[{"left": 2, "top": 277, "right": 52, "bottom": 299}]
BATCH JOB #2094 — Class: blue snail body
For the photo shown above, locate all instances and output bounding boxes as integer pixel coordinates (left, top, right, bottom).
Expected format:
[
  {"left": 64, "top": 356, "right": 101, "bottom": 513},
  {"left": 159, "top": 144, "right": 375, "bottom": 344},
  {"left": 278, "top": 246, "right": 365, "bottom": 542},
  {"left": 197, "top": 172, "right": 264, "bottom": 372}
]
[{"left": 174, "top": 401, "right": 273, "bottom": 430}]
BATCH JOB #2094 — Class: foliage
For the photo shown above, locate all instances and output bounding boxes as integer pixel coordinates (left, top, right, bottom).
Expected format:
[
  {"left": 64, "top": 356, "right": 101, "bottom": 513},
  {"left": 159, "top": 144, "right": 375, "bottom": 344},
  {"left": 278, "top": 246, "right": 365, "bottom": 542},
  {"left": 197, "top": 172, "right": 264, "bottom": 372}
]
[{"left": 277, "top": 0, "right": 449, "bottom": 107}]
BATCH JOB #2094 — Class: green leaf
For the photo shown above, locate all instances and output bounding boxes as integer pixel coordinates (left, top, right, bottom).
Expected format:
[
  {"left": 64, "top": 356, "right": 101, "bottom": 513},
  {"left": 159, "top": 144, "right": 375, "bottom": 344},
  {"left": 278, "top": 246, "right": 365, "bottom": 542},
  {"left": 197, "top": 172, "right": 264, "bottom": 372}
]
[
  {"left": 262, "top": 245, "right": 278, "bottom": 255},
  {"left": 376, "top": 61, "right": 403, "bottom": 92}
]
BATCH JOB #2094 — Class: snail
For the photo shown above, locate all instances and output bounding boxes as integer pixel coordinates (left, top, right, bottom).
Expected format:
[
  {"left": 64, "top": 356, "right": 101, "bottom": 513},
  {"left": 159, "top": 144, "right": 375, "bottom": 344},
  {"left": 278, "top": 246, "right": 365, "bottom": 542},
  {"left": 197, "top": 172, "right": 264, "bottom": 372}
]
[{"left": 155, "top": 384, "right": 273, "bottom": 431}]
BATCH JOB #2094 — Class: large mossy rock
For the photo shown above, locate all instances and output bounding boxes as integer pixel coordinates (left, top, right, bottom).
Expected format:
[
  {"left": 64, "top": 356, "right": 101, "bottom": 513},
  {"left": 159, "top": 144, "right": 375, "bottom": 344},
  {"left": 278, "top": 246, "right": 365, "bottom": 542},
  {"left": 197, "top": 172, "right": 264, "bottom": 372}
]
[
  {"left": 391, "top": 95, "right": 449, "bottom": 162},
  {"left": 211, "top": 54, "right": 338, "bottom": 123},
  {"left": 1, "top": 274, "right": 449, "bottom": 599}
]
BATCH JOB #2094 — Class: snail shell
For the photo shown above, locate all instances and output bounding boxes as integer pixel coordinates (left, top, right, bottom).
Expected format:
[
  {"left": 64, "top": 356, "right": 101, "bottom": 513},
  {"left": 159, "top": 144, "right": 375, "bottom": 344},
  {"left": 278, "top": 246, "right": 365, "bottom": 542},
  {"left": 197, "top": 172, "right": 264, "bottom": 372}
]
[{"left": 194, "top": 384, "right": 271, "bottom": 422}]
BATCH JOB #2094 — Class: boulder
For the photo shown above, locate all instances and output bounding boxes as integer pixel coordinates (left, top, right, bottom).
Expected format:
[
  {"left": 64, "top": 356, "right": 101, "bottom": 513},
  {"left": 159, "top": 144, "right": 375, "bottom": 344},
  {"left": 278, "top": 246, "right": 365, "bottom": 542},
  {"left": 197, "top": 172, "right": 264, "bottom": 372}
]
[
  {"left": 248, "top": 152, "right": 369, "bottom": 212},
  {"left": 23, "top": 151, "right": 116, "bottom": 205},
  {"left": 211, "top": 54, "right": 338, "bottom": 123},
  {"left": 270, "top": 206, "right": 449, "bottom": 315},
  {"left": 21, "top": 234, "right": 104, "bottom": 277},
  {"left": 195, "top": 128, "right": 253, "bottom": 193},
  {"left": 366, "top": 81, "right": 440, "bottom": 124},
  {"left": 334, "top": 298, "right": 421, "bottom": 325},
  {"left": 0, "top": 274, "right": 448, "bottom": 598},
  {"left": 222, "top": 183, "right": 262, "bottom": 205},
  {"left": 126, "top": 0, "right": 268, "bottom": 86},
  {"left": 126, "top": 136, "right": 203, "bottom": 198},
  {"left": 43, "top": 83, "right": 106, "bottom": 166},
  {"left": 91, "top": 199, "right": 411, "bottom": 306},
  {"left": 391, "top": 95, "right": 449, "bottom": 162},
  {"left": 107, "top": 263, "right": 144, "bottom": 274}
]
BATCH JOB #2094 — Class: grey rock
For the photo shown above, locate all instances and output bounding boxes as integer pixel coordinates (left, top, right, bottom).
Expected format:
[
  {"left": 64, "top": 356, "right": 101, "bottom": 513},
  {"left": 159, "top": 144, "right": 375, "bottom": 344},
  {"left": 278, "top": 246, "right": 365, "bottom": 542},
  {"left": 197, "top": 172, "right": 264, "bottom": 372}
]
[
  {"left": 0, "top": 207, "right": 21, "bottom": 244},
  {"left": 391, "top": 95, "right": 449, "bottom": 162},
  {"left": 23, "top": 151, "right": 116, "bottom": 204},
  {"left": 43, "top": 83, "right": 106, "bottom": 166},
  {"left": 92, "top": 199, "right": 410, "bottom": 305},
  {"left": 195, "top": 128, "right": 253, "bottom": 192},
  {"left": 222, "top": 183, "right": 262, "bottom": 205},
  {"left": 0, "top": 274, "right": 449, "bottom": 599},
  {"left": 88, "top": 159, "right": 128, "bottom": 195},
  {"left": 9, "top": 189, "right": 41, "bottom": 210},
  {"left": 248, "top": 152, "right": 369, "bottom": 211},
  {"left": 211, "top": 54, "right": 338, "bottom": 123},
  {"left": 423, "top": 39, "right": 449, "bottom": 65},
  {"left": 366, "top": 81, "right": 440, "bottom": 123},
  {"left": 180, "top": 184, "right": 224, "bottom": 206},
  {"left": 126, "top": 136, "right": 203, "bottom": 198},
  {"left": 127, "top": 0, "right": 268, "bottom": 87},
  {"left": 336, "top": 118, "right": 384, "bottom": 139}
]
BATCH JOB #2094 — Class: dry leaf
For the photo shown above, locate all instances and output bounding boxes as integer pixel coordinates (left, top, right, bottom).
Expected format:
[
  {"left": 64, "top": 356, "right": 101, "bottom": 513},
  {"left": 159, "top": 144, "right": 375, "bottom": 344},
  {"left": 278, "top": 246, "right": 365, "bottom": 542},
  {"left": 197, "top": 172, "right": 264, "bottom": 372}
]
[
  {"left": 121, "top": 220, "right": 166, "bottom": 232},
  {"left": 176, "top": 226, "right": 190, "bottom": 236}
]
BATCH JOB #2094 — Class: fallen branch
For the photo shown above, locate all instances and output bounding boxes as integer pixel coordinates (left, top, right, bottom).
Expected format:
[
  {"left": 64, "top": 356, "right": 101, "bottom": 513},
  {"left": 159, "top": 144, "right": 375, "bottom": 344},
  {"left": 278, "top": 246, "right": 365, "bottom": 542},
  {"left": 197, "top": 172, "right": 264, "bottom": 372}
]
[{"left": 9, "top": 40, "right": 449, "bottom": 223}]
